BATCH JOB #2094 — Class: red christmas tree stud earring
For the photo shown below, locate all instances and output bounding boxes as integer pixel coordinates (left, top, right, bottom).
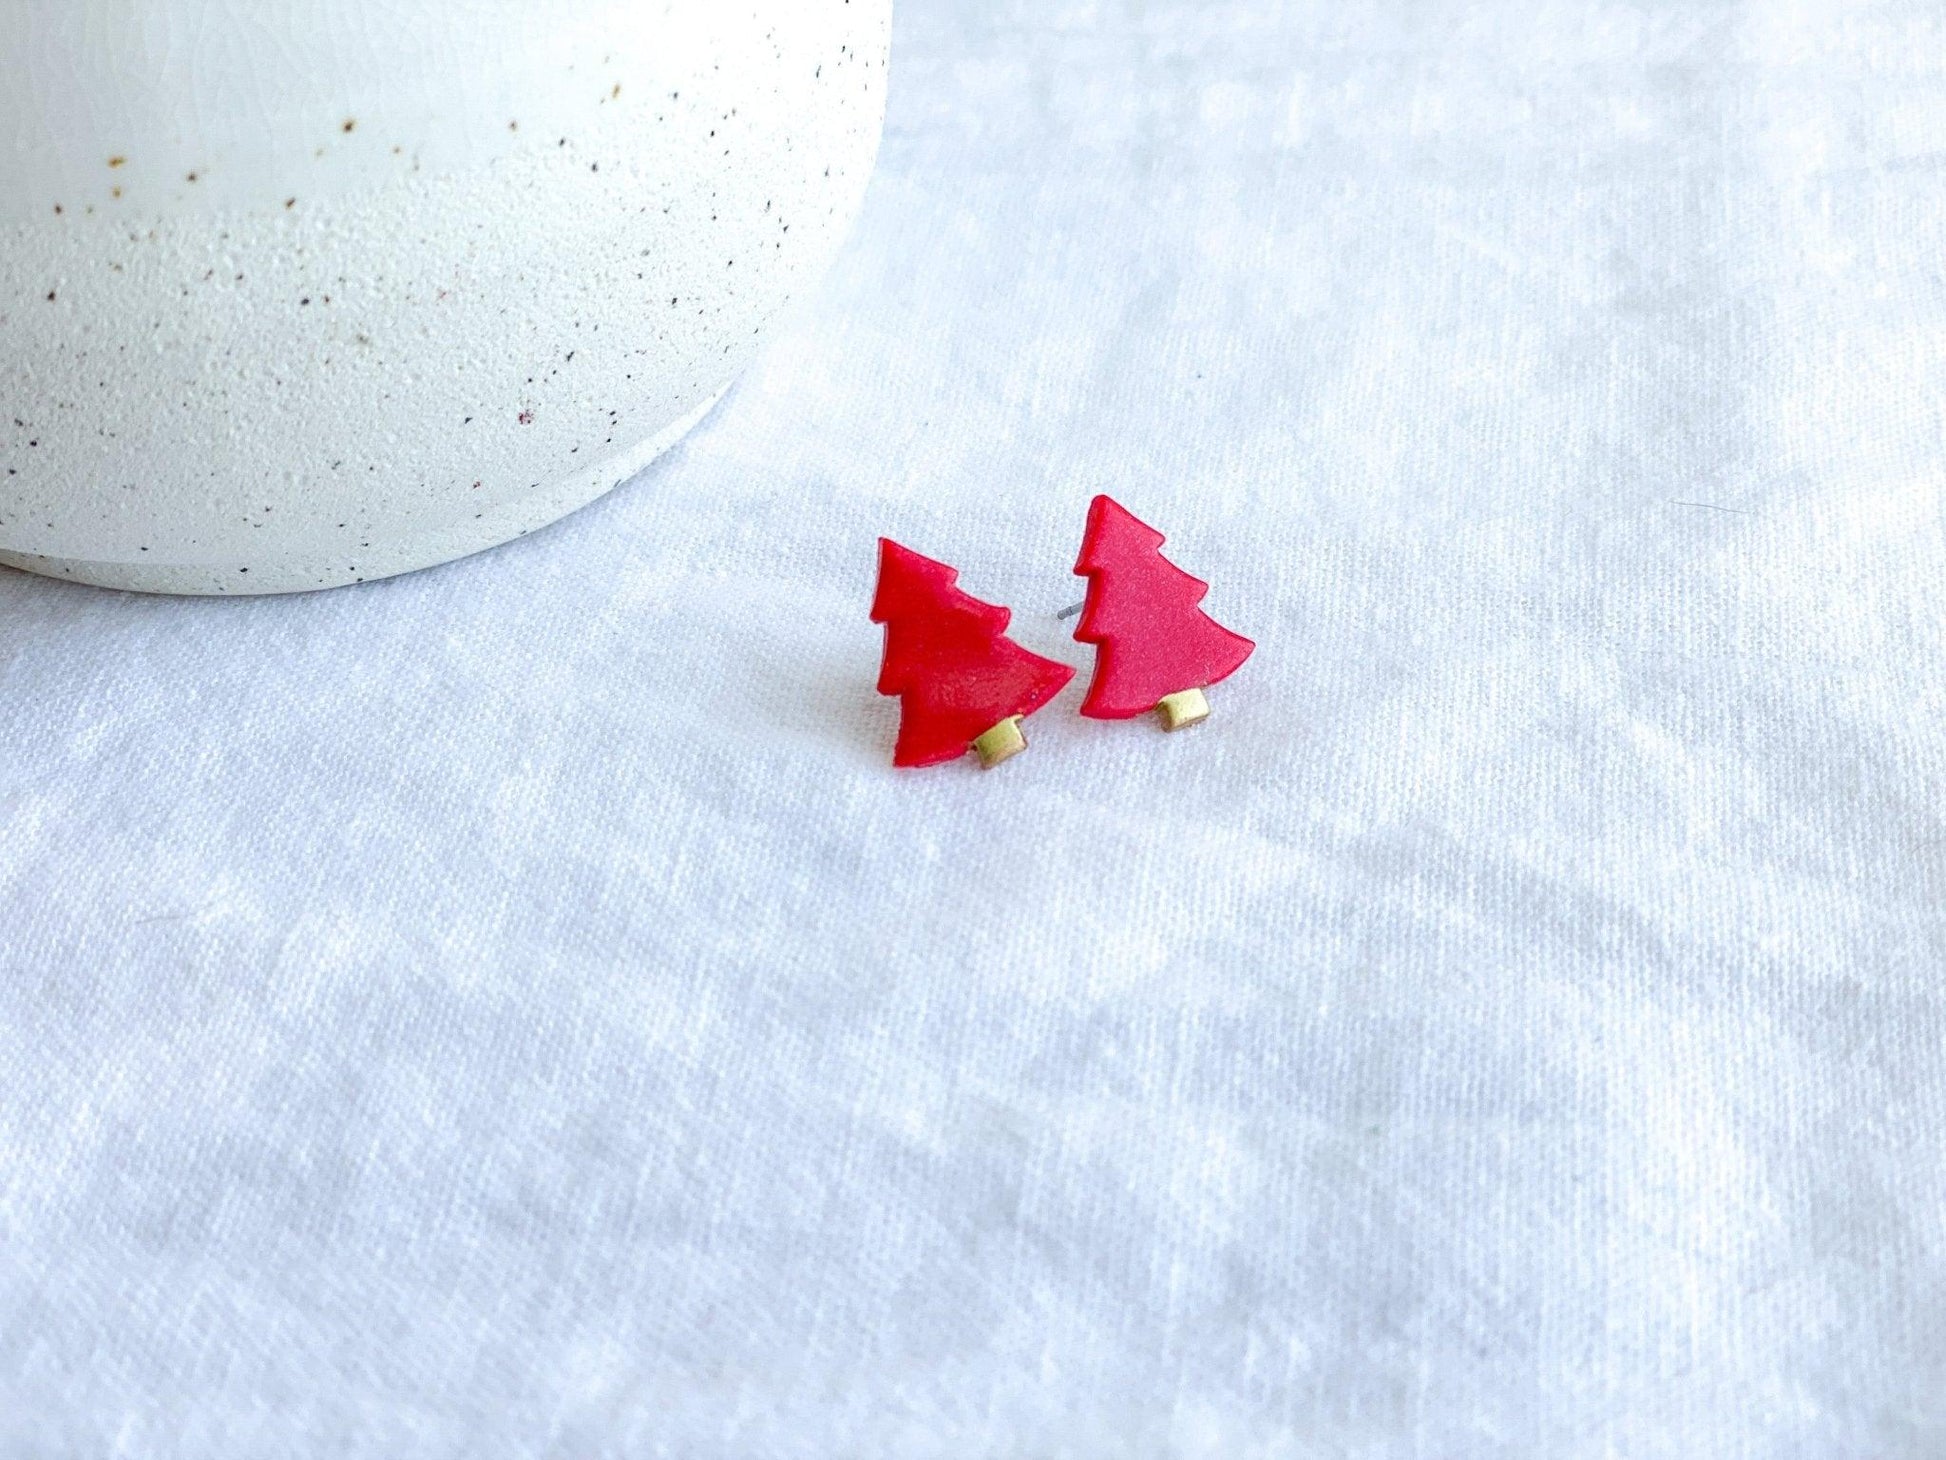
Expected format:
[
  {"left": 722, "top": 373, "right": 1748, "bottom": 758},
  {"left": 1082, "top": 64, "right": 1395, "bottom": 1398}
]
[
  {"left": 1072, "top": 496, "right": 1255, "bottom": 730},
  {"left": 872, "top": 538, "right": 1076, "bottom": 769}
]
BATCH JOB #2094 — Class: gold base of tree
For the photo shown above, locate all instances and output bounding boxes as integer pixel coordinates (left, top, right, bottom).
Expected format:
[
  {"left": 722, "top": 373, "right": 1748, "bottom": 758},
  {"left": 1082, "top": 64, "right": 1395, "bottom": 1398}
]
[
  {"left": 1157, "top": 688, "right": 1211, "bottom": 731},
  {"left": 972, "top": 716, "right": 1028, "bottom": 769}
]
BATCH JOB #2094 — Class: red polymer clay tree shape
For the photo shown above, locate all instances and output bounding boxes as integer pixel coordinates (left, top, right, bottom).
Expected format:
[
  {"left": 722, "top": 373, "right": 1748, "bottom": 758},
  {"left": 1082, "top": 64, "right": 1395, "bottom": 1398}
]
[
  {"left": 1073, "top": 495, "right": 1254, "bottom": 728},
  {"left": 873, "top": 538, "right": 1075, "bottom": 768}
]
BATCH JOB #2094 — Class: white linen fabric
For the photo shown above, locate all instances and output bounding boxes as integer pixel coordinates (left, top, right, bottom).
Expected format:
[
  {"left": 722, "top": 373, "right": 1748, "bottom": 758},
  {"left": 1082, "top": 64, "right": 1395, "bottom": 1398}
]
[{"left": 5, "top": 1, "right": 1946, "bottom": 1454}]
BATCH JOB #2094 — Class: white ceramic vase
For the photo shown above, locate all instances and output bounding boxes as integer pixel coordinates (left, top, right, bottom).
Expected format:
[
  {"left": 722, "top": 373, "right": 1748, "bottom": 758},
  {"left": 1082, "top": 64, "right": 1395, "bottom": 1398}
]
[{"left": 0, "top": 0, "right": 890, "bottom": 593}]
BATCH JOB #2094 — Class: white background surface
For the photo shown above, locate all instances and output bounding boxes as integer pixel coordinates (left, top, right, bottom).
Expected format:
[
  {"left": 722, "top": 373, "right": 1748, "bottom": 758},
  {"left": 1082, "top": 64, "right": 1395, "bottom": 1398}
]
[{"left": 5, "top": 1, "right": 1946, "bottom": 1454}]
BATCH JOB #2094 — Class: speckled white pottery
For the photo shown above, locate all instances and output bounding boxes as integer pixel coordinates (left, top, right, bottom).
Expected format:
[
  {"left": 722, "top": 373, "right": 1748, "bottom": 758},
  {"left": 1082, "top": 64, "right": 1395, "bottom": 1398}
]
[{"left": 0, "top": 0, "right": 890, "bottom": 594}]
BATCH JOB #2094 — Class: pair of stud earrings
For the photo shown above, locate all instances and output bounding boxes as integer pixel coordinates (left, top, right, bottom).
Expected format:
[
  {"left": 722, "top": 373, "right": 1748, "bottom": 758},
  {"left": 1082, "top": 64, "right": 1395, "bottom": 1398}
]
[{"left": 872, "top": 495, "right": 1255, "bottom": 769}]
